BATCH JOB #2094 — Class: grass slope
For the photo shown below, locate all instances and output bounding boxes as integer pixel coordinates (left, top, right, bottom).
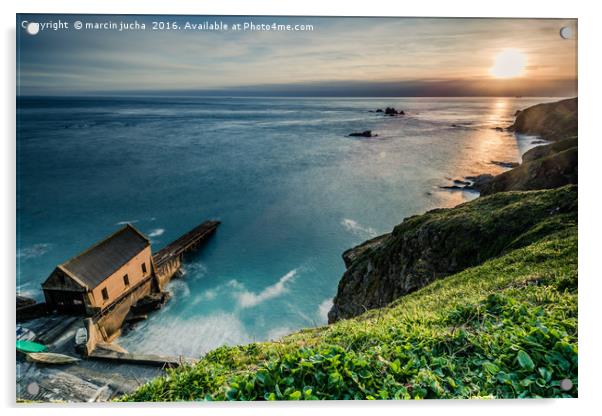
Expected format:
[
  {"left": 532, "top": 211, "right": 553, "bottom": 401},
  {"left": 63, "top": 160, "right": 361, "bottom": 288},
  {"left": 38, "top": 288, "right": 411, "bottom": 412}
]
[{"left": 121, "top": 187, "right": 577, "bottom": 401}]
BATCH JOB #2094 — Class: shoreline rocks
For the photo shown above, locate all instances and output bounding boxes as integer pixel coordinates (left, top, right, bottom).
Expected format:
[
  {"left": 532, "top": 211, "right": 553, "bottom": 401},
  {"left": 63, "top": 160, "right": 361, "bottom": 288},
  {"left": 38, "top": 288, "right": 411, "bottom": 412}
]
[
  {"left": 349, "top": 130, "right": 377, "bottom": 138},
  {"left": 490, "top": 160, "right": 519, "bottom": 169},
  {"left": 439, "top": 174, "right": 494, "bottom": 193},
  {"left": 480, "top": 142, "right": 577, "bottom": 196},
  {"left": 375, "top": 107, "right": 405, "bottom": 116}
]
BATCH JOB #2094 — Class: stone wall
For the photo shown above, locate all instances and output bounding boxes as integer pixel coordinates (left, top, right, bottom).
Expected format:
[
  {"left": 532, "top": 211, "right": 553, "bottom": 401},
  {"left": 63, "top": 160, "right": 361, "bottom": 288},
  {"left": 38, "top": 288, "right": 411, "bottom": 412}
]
[
  {"left": 154, "top": 256, "right": 182, "bottom": 291},
  {"left": 84, "top": 277, "right": 154, "bottom": 354}
]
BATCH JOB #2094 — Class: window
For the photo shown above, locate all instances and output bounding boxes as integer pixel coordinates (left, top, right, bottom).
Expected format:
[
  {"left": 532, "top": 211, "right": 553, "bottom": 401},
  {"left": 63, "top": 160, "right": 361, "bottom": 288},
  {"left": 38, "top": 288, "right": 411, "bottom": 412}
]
[
  {"left": 101, "top": 287, "right": 109, "bottom": 301},
  {"left": 141, "top": 262, "right": 147, "bottom": 275},
  {"left": 123, "top": 274, "right": 130, "bottom": 287}
]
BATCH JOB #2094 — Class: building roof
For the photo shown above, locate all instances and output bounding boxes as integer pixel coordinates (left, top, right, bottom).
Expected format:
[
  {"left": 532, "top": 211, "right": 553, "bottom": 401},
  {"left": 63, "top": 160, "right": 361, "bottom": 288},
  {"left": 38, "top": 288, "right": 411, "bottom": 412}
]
[{"left": 59, "top": 224, "right": 150, "bottom": 289}]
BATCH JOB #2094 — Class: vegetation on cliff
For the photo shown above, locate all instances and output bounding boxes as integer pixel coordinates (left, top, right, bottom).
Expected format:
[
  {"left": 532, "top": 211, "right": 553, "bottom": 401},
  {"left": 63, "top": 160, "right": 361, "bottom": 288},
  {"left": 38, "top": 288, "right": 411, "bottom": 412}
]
[
  {"left": 508, "top": 97, "right": 577, "bottom": 141},
  {"left": 121, "top": 185, "right": 577, "bottom": 401}
]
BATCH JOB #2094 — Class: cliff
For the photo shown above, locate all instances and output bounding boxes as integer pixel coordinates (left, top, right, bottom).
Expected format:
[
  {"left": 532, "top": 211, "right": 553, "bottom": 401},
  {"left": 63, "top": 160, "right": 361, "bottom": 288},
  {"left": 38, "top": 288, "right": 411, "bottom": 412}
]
[
  {"left": 508, "top": 97, "right": 577, "bottom": 141},
  {"left": 328, "top": 185, "right": 577, "bottom": 322}
]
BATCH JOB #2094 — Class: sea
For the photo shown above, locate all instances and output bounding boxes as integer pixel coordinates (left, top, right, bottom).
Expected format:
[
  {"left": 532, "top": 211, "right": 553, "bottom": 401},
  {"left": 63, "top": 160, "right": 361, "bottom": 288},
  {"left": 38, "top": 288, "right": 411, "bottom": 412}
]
[{"left": 16, "top": 96, "right": 557, "bottom": 357}]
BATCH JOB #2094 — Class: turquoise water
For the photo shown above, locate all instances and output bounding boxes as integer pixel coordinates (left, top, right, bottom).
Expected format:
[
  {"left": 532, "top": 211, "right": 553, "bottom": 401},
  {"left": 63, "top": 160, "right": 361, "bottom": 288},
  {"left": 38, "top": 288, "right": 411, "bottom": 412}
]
[{"left": 17, "top": 96, "right": 553, "bottom": 356}]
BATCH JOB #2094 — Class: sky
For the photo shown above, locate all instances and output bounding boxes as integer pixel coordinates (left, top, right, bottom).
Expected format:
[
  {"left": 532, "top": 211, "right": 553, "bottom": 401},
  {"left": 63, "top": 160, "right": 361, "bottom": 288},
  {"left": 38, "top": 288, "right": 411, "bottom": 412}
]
[{"left": 16, "top": 15, "right": 577, "bottom": 96}]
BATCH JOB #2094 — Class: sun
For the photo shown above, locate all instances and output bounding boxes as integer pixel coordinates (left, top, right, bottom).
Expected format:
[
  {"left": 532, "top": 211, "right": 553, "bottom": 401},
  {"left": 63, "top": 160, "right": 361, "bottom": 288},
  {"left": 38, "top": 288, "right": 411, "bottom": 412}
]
[{"left": 490, "top": 49, "right": 526, "bottom": 78}]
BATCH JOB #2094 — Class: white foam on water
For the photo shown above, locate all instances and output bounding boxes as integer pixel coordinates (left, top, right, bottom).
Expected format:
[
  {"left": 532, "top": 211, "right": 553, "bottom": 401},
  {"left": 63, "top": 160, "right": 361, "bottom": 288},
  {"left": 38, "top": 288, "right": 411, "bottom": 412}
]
[
  {"left": 317, "top": 298, "right": 334, "bottom": 323},
  {"left": 148, "top": 228, "right": 165, "bottom": 237},
  {"left": 180, "top": 262, "right": 208, "bottom": 280},
  {"left": 341, "top": 218, "right": 378, "bottom": 238},
  {"left": 164, "top": 280, "right": 191, "bottom": 311},
  {"left": 227, "top": 279, "right": 244, "bottom": 290},
  {"left": 190, "top": 288, "right": 218, "bottom": 306},
  {"left": 16, "top": 283, "right": 38, "bottom": 299},
  {"left": 266, "top": 326, "right": 293, "bottom": 341},
  {"left": 121, "top": 312, "right": 252, "bottom": 357},
  {"left": 201, "top": 289, "right": 217, "bottom": 301},
  {"left": 172, "top": 280, "right": 190, "bottom": 296},
  {"left": 116, "top": 219, "right": 139, "bottom": 225},
  {"left": 17, "top": 243, "right": 52, "bottom": 260},
  {"left": 233, "top": 269, "right": 298, "bottom": 308}
]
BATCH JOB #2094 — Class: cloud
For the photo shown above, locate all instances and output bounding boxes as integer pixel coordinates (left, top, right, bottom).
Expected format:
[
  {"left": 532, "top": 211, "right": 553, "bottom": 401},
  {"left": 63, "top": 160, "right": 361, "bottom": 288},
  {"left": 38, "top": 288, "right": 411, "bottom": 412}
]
[
  {"left": 234, "top": 269, "right": 298, "bottom": 308},
  {"left": 17, "top": 15, "right": 576, "bottom": 96}
]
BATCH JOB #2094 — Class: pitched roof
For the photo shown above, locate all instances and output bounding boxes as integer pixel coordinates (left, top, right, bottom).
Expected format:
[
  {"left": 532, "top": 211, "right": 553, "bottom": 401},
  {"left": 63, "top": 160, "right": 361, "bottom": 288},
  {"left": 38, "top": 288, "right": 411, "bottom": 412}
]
[{"left": 60, "top": 224, "right": 150, "bottom": 289}]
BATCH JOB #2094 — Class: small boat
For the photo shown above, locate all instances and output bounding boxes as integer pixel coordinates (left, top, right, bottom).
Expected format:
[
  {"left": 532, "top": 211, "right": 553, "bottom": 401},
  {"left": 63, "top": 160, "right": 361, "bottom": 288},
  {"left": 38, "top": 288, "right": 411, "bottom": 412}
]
[
  {"left": 16, "top": 340, "right": 47, "bottom": 354},
  {"left": 16, "top": 326, "right": 36, "bottom": 341},
  {"left": 74, "top": 327, "right": 88, "bottom": 346},
  {"left": 26, "top": 352, "right": 80, "bottom": 365}
]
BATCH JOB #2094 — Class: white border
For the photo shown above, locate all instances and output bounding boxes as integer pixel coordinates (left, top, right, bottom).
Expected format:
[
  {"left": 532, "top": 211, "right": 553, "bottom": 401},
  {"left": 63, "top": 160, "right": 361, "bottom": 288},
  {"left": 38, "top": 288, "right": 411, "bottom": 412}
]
[{"left": 2, "top": 1, "right": 601, "bottom": 416}]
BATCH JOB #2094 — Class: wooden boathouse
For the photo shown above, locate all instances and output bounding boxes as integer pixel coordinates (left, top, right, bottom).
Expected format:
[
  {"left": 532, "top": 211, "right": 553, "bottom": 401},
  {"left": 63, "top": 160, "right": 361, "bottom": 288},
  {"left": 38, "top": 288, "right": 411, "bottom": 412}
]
[
  {"left": 42, "top": 224, "right": 157, "bottom": 315},
  {"left": 40, "top": 220, "right": 220, "bottom": 332}
]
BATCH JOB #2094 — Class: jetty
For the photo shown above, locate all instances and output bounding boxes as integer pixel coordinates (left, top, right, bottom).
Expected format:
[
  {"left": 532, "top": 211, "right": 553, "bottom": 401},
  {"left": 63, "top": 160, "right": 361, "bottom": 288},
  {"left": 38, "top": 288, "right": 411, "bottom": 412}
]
[
  {"left": 88, "top": 349, "right": 197, "bottom": 368},
  {"left": 152, "top": 220, "right": 220, "bottom": 289},
  {"left": 153, "top": 220, "right": 220, "bottom": 268}
]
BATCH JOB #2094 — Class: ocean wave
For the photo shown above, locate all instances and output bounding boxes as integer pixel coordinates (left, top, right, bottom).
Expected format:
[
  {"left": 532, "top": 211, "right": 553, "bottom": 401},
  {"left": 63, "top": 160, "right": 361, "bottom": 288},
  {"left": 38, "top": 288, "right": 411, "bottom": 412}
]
[
  {"left": 120, "top": 312, "right": 252, "bottom": 357},
  {"left": 116, "top": 219, "right": 139, "bottom": 225},
  {"left": 166, "top": 279, "right": 191, "bottom": 301},
  {"left": 148, "top": 228, "right": 165, "bottom": 237},
  {"left": 17, "top": 243, "right": 52, "bottom": 260},
  {"left": 233, "top": 269, "right": 298, "bottom": 309},
  {"left": 317, "top": 298, "right": 333, "bottom": 323},
  {"left": 17, "top": 283, "right": 39, "bottom": 300},
  {"left": 200, "top": 288, "right": 217, "bottom": 301},
  {"left": 341, "top": 218, "right": 378, "bottom": 238},
  {"left": 266, "top": 326, "right": 293, "bottom": 341},
  {"left": 179, "top": 262, "right": 208, "bottom": 280}
]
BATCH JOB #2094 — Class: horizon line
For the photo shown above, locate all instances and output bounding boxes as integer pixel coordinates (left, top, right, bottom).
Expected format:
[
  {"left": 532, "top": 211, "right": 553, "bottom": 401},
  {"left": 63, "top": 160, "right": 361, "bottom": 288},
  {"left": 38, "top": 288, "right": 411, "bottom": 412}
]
[{"left": 17, "top": 94, "right": 574, "bottom": 99}]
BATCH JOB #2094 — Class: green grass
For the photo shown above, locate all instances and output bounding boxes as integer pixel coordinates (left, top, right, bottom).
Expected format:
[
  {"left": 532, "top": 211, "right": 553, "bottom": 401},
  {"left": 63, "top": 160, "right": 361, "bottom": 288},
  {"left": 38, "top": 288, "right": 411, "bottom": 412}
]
[{"left": 120, "top": 189, "right": 578, "bottom": 401}]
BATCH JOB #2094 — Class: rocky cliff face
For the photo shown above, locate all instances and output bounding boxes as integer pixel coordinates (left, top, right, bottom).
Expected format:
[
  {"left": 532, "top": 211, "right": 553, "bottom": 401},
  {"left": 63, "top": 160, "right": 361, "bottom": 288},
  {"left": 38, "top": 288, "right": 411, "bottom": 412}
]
[
  {"left": 508, "top": 97, "right": 577, "bottom": 141},
  {"left": 328, "top": 185, "right": 577, "bottom": 323}
]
